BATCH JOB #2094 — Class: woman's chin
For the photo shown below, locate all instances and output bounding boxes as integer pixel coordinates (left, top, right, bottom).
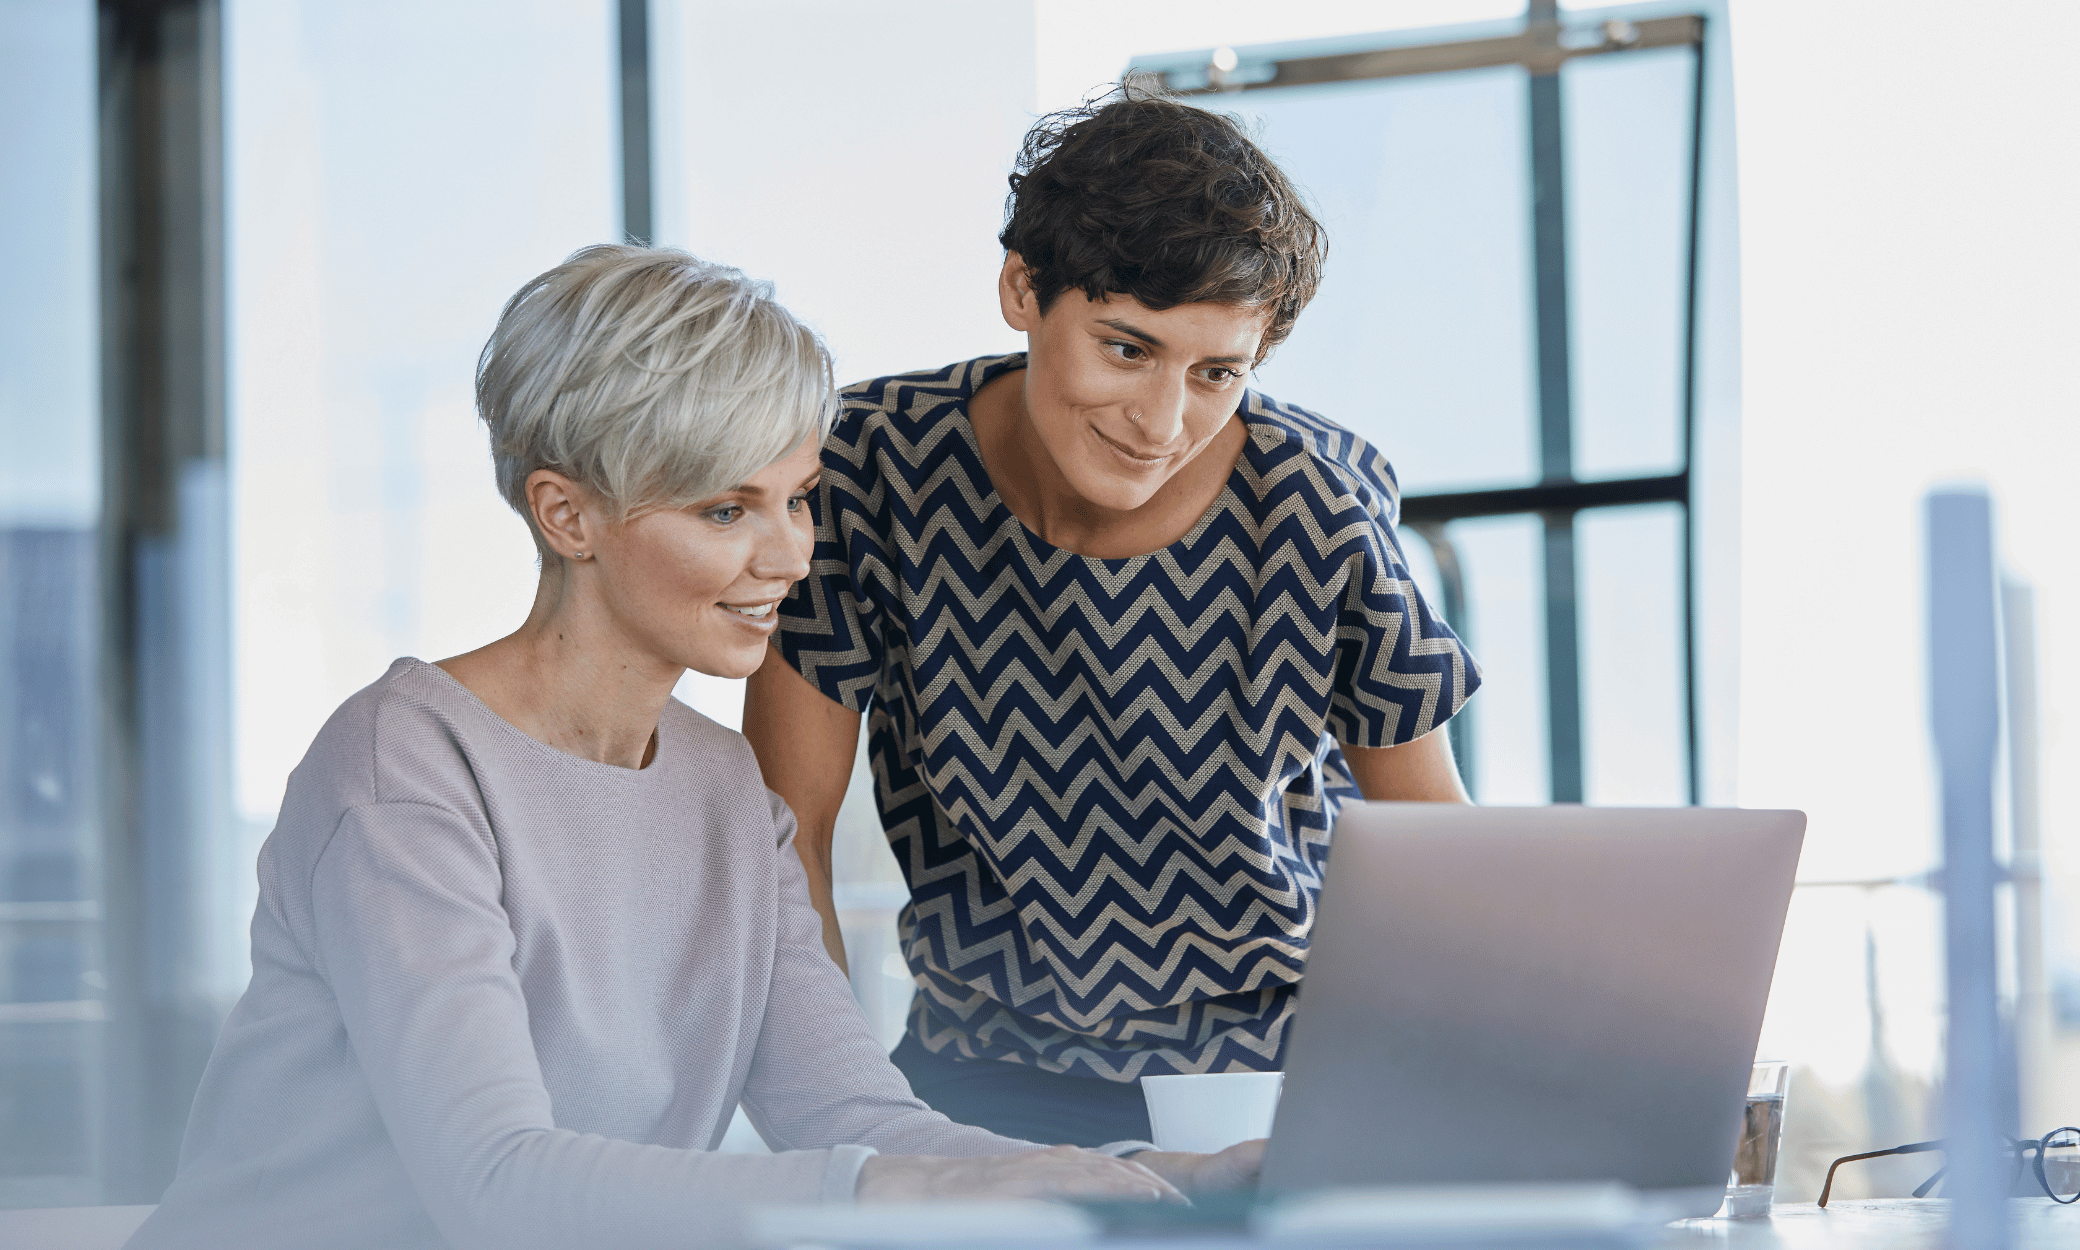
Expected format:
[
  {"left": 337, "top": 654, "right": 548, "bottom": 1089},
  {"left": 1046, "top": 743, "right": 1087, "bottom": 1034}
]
[
  {"left": 678, "top": 643, "right": 770, "bottom": 683},
  {"left": 1064, "top": 467, "right": 1168, "bottom": 516}
]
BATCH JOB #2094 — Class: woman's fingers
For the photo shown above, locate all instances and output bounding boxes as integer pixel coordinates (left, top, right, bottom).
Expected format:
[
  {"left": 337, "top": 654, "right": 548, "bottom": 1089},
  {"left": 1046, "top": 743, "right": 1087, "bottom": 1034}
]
[
  {"left": 1112, "top": 1155, "right": 1189, "bottom": 1204},
  {"left": 1015, "top": 1145, "right": 1184, "bottom": 1203},
  {"left": 1118, "top": 1140, "right": 1266, "bottom": 1197}
]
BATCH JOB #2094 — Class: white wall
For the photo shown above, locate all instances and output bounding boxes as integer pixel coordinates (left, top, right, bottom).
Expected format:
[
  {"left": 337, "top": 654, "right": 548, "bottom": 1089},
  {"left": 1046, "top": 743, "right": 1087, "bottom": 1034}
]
[
  {"left": 228, "top": 0, "right": 614, "bottom": 837},
  {"left": 650, "top": 0, "right": 1039, "bottom": 727},
  {"left": 0, "top": 0, "right": 96, "bottom": 527},
  {"left": 654, "top": 0, "right": 1035, "bottom": 387}
]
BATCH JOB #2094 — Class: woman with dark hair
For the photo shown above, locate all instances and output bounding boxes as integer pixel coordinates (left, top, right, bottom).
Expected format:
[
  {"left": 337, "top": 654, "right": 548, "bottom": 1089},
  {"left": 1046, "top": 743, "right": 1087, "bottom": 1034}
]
[{"left": 744, "top": 91, "right": 1479, "bottom": 1149}]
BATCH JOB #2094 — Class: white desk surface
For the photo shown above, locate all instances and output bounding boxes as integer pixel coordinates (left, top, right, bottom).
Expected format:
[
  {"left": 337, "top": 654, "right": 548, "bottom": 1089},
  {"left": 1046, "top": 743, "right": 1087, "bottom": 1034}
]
[
  {"left": 1659, "top": 1199, "right": 2078, "bottom": 1248},
  {"left": 755, "top": 1197, "right": 2080, "bottom": 1250},
  {"left": 0, "top": 1202, "right": 154, "bottom": 1250},
  {"left": 2, "top": 1197, "right": 2074, "bottom": 1249}
]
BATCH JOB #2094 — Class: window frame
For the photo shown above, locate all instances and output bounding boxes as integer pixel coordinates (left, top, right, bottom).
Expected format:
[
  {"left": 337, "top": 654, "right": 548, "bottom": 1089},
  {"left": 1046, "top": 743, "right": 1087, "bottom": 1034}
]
[{"left": 1133, "top": 1, "right": 1724, "bottom": 804}]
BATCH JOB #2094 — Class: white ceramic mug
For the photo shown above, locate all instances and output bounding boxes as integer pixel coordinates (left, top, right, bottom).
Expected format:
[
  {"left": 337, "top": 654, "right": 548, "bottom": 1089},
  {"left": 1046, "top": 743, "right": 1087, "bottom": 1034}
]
[{"left": 1139, "top": 1072, "right": 1284, "bottom": 1154}]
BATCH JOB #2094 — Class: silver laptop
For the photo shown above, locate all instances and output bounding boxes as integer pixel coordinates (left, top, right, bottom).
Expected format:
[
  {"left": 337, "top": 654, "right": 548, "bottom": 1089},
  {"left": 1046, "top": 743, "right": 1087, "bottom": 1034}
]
[{"left": 1262, "top": 803, "right": 1805, "bottom": 1218}]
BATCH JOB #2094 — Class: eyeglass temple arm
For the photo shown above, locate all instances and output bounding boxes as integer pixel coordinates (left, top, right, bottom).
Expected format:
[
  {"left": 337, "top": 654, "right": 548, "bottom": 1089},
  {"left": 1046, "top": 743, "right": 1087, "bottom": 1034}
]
[
  {"left": 1818, "top": 1141, "right": 1945, "bottom": 1208},
  {"left": 1912, "top": 1164, "right": 1948, "bottom": 1200},
  {"left": 1908, "top": 1139, "right": 2042, "bottom": 1202}
]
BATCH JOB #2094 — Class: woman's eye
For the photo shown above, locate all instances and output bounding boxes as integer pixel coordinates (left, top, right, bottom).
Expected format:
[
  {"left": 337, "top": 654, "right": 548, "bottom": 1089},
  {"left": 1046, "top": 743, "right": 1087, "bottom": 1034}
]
[
  {"left": 1107, "top": 340, "right": 1146, "bottom": 362},
  {"left": 786, "top": 494, "right": 809, "bottom": 513},
  {"left": 1205, "top": 367, "right": 1242, "bottom": 384},
  {"left": 707, "top": 505, "right": 744, "bottom": 525}
]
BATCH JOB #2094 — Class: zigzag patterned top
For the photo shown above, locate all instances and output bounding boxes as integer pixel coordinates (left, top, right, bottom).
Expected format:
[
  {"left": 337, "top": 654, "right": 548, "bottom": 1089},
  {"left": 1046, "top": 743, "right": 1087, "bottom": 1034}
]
[{"left": 775, "top": 354, "right": 1479, "bottom": 1080}]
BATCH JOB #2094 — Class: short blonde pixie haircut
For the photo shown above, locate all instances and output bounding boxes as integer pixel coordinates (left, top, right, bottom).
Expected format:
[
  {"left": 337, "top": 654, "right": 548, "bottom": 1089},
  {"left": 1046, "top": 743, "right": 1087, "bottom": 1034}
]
[{"left": 476, "top": 245, "right": 836, "bottom": 555}]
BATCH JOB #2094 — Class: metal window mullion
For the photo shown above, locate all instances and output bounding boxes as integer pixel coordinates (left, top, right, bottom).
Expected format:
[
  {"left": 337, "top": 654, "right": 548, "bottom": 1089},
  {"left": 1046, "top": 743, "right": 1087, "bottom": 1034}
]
[
  {"left": 1401, "top": 473, "right": 1686, "bottom": 525},
  {"left": 1408, "top": 523, "right": 1474, "bottom": 798},
  {"left": 1678, "top": 29, "right": 1710, "bottom": 806},
  {"left": 1528, "top": 42, "right": 1584, "bottom": 805},
  {"left": 617, "top": 0, "right": 653, "bottom": 245},
  {"left": 1155, "top": 13, "right": 1706, "bottom": 96},
  {"left": 96, "top": 0, "right": 231, "bottom": 1201},
  {"left": 1541, "top": 513, "right": 1583, "bottom": 802}
]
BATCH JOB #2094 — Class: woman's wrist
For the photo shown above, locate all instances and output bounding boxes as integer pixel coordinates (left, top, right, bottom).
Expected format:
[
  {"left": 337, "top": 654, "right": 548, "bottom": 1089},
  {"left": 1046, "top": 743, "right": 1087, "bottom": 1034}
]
[
  {"left": 855, "top": 1154, "right": 943, "bottom": 1202},
  {"left": 854, "top": 1146, "right": 1186, "bottom": 1204}
]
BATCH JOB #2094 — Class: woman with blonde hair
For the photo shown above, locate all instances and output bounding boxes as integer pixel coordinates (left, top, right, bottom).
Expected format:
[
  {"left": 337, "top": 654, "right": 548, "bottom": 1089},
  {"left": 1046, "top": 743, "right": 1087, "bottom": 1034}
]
[{"left": 126, "top": 247, "right": 1255, "bottom": 1250}]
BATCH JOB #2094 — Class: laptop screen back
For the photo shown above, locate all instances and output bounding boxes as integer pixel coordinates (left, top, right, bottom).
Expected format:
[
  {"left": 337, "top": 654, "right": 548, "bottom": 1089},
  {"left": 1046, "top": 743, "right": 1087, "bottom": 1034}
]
[{"left": 1262, "top": 804, "right": 1804, "bottom": 1204}]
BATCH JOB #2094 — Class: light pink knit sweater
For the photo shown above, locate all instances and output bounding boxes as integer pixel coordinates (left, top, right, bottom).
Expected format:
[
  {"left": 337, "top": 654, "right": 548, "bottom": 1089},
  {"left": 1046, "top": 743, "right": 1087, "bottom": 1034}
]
[{"left": 127, "top": 659, "right": 1031, "bottom": 1250}]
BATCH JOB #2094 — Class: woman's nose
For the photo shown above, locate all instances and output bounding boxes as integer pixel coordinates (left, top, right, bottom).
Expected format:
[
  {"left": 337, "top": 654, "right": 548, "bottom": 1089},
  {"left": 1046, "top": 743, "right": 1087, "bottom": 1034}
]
[
  {"left": 752, "top": 511, "right": 813, "bottom": 585},
  {"left": 1132, "top": 373, "right": 1189, "bottom": 443}
]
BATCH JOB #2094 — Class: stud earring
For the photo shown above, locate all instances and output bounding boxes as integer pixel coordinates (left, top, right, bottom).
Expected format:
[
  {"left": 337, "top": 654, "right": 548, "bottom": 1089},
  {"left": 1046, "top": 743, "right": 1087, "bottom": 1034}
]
[{"left": 574, "top": 551, "right": 586, "bottom": 560}]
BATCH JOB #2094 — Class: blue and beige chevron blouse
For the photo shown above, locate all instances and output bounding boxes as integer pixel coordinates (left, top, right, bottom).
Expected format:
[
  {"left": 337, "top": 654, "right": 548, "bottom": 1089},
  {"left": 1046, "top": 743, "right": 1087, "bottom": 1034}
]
[{"left": 774, "top": 354, "right": 1479, "bottom": 1080}]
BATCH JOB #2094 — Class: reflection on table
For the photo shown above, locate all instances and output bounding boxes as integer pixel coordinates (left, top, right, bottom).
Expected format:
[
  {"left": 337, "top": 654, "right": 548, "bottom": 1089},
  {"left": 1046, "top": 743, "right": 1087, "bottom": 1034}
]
[{"left": 1664, "top": 1199, "right": 2076, "bottom": 1248}]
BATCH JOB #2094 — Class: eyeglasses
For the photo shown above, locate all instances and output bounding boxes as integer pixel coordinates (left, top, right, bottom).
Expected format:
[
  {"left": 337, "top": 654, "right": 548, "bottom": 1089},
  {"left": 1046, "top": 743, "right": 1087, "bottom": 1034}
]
[{"left": 1819, "top": 1127, "right": 2080, "bottom": 1207}]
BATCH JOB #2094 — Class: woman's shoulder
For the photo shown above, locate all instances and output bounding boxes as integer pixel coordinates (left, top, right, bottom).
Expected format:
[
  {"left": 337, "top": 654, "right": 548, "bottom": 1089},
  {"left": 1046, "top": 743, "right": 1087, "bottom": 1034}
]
[
  {"left": 277, "top": 658, "right": 494, "bottom": 825},
  {"left": 838, "top": 352, "right": 1023, "bottom": 410},
  {"left": 1235, "top": 387, "right": 1403, "bottom": 529},
  {"left": 254, "top": 659, "right": 494, "bottom": 909},
  {"left": 656, "top": 695, "right": 756, "bottom": 764},
  {"left": 831, "top": 354, "right": 1023, "bottom": 454}
]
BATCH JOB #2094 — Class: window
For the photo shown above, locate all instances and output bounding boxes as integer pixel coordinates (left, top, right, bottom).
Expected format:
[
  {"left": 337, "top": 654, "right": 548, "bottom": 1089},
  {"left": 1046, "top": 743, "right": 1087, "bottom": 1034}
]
[
  {"left": 1128, "top": 1, "right": 1737, "bottom": 806},
  {"left": 0, "top": 0, "right": 102, "bottom": 1207}
]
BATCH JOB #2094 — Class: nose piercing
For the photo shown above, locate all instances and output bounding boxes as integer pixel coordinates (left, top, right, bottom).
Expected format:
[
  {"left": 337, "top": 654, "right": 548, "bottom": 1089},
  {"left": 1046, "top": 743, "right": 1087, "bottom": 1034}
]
[{"left": 1130, "top": 412, "right": 1143, "bottom": 423}]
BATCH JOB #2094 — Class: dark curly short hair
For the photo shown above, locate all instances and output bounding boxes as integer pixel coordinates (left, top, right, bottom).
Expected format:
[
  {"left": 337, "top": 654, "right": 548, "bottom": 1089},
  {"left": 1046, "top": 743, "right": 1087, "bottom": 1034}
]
[{"left": 999, "top": 87, "right": 1324, "bottom": 361}]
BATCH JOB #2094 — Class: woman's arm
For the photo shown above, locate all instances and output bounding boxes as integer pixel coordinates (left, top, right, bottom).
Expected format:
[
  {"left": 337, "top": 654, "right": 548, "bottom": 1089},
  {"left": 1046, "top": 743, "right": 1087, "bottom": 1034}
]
[
  {"left": 743, "top": 653, "right": 861, "bottom": 971},
  {"left": 311, "top": 803, "right": 868, "bottom": 1249},
  {"left": 855, "top": 1147, "right": 1179, "bottom": 1202},
  {"left": 736, "top": 797, "right": 1013, "bottom": 1161},
  {"left": 1338, "top": 729, "right": 1472, "bottom": 803},
  {"left": 739, "top": 793, "right": 1184, "bottom": 1202}
]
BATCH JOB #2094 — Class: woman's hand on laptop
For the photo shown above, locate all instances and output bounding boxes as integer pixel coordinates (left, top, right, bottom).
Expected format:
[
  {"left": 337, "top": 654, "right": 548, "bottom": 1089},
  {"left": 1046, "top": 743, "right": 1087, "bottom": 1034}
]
[
  {"left": 856, "top": 1145, "right": 1185, "bottom": 1203},
  {"left": 1130, "top": 1139, "right": 1266, "bottom": 1197}
]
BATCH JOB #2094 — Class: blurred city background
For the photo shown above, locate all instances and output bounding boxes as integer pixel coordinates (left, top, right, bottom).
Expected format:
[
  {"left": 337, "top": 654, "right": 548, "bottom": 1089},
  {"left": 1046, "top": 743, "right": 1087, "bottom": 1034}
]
[{"left": 2, "top": 0, "right": 2075, "bottom": 1210}]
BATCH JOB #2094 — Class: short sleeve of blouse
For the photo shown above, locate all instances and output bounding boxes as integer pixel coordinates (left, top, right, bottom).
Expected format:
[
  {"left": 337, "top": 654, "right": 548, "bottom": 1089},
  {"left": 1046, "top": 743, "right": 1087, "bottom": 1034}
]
[
  {"left": 772, "top": 402, "right": 888, "bottom": 715},
  {"left": 1307, "top": 424, "right": 1483, "bottom": 749}
]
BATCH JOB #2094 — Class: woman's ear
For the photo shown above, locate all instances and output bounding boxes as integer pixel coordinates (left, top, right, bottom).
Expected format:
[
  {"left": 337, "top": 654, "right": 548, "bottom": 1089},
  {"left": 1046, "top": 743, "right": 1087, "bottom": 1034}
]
[
  {"left": 526, "top": 469, "right": 596, "bottom": 563},
  {"left": 998, "top": 251, "right": 1040, "bottom": 333}
]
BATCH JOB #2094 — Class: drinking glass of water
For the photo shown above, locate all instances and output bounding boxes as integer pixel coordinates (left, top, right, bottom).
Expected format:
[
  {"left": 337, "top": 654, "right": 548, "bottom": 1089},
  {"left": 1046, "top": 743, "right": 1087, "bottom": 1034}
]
[{"left": 1724, "top": 1060, "right": 1790, "bottom": 1218}]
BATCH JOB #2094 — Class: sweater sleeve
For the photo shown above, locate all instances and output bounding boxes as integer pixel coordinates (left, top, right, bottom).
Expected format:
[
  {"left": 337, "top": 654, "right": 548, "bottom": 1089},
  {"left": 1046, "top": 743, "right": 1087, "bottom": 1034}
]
[
  {"left": 309, "top": 801, "right": 868, "bottom": 1249},
  {"left": 738, "top": 792, "right": 1038, "bottom": 1163}
]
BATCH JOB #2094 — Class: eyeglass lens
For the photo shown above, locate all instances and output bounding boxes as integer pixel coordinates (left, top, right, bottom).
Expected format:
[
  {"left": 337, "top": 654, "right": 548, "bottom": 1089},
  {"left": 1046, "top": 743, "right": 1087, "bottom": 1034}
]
[{"left": 2039, "top": 1128, "right": 2079, "bottom": 1204}]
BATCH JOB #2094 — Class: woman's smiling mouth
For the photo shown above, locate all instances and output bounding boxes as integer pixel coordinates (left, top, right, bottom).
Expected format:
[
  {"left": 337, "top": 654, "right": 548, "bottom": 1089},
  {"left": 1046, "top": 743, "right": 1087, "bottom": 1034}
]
[{"left": 1090, "top": 424, "right": 1170, "bottom": 469}]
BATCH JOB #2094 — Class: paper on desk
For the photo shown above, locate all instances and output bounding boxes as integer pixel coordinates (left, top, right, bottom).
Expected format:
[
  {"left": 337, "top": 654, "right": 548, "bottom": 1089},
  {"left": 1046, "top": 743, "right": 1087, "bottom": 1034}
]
[
  {"left": 746, "top": 1199, "right": 1098, "bottom": 1247},
  {"left": 1256, "top": 1182, "right": 1645, "bottom": 1241}
]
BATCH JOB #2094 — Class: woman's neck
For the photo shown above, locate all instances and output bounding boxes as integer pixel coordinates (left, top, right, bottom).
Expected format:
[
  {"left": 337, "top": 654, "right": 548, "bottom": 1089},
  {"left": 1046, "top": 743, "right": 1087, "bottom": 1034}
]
[
  {"left": 970, "top": 367, "right": 1243, "bottom": 560},
  {"left": 436, "top": 567, "right": 677, "bottom": 770}
]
